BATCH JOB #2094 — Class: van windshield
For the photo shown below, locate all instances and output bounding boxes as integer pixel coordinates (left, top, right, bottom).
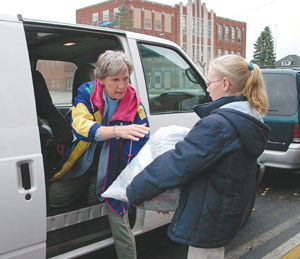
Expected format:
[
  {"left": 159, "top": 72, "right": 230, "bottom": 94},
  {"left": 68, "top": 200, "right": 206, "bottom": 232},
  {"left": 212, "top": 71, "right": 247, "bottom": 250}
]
[{"left": 263, "top": 73, "right": 298, "bottom": 116}]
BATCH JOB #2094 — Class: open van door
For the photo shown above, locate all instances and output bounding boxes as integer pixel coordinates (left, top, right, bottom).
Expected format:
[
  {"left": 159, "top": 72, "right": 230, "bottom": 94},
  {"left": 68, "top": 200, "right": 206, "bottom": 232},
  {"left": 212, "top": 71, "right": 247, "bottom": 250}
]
[{"left": 0, "top": 15, "right": 46, "bottom": 258}]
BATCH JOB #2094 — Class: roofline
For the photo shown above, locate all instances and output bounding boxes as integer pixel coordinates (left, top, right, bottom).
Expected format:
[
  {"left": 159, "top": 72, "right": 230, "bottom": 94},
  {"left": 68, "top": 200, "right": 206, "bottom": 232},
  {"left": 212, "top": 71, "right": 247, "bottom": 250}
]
[
  {"left": 76, "top": 1, "right": 108, "bottom": 11},
  {"left": 22, "top": 17, "right": 126, "bottom": 35},
  {"left": 21, "top": 16, "right": 179, "bottom": 48}
]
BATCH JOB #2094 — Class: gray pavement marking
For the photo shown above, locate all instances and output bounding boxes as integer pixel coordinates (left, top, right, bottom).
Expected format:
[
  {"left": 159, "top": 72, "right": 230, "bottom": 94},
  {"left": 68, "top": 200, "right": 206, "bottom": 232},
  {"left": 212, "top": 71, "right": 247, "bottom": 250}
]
[
  {"left": 225, "top": 213, "right": 300, "bottom": 258},
  {"left": 262, "top": 232, "right": 300, "bottom": 259}
]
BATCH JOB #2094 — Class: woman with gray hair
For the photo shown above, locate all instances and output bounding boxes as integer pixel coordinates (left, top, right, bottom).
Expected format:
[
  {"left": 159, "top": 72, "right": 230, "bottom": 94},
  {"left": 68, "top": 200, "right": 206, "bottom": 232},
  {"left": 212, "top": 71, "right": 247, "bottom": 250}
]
[{"left": 49, "top": 50, "right": 150, "bottom": 259}]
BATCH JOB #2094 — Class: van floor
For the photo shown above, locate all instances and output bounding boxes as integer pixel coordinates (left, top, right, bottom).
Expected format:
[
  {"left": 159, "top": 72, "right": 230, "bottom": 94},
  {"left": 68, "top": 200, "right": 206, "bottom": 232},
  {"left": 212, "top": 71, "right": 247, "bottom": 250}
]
[
  {"left": 47, "top": 143, "right": 103, "bottom": 217},
  {"left": 47, "top": 171, "right": 102, "bottom": 217}
]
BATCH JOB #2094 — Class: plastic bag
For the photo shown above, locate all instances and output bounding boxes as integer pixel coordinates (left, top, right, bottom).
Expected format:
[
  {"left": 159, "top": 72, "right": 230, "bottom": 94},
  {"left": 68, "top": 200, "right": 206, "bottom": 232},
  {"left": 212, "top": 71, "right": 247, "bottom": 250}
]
[{"left": 102, "top": 125, "right": 190, "bottom": 211}]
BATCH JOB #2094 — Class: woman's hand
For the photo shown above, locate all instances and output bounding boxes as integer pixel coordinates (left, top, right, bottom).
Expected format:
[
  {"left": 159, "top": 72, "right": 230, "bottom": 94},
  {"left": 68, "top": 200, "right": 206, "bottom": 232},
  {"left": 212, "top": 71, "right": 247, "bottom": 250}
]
[
  {"left": 98, "top": 123, "right": 149, "bottom": 140},
  {"left": 115, "top": 123, "right": 150, "bottom": 141}
]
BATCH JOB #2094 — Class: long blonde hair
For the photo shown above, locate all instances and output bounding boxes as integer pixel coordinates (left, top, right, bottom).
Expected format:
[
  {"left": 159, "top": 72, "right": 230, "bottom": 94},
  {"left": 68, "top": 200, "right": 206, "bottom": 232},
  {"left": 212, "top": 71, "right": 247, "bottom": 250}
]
[{"left": 210, "top": 55, "right": 269, "bottom": 116}]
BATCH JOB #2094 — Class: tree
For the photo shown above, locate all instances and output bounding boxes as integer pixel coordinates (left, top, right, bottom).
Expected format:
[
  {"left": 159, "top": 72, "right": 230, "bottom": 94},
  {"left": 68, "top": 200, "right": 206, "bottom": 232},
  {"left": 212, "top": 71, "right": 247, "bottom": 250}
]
[
  {"left": 113, "top": 4, "right": 134, "bottom": 31},
  {"left": 252, "top": 26, "right": 276, "bottom": 67}
]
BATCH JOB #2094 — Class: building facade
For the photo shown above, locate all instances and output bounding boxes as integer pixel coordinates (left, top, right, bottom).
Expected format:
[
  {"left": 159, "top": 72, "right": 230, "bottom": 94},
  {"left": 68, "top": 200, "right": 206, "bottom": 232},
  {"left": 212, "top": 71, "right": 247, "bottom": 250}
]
[{"left": 76, "top": 0, "right": 246, "bottom": 74}]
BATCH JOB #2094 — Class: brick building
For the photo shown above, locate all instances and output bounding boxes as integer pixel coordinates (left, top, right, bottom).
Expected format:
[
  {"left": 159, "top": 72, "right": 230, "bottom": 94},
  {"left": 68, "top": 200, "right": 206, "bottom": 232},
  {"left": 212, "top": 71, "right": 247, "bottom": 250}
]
[{"left": 76, "top": 0, "right": 246, "bottom": 74}]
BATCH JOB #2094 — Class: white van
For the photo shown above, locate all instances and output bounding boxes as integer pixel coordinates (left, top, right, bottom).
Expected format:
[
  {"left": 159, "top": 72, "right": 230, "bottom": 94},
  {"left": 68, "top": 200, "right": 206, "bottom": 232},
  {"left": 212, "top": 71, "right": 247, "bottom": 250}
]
[{"left": 0, "top": 14, "right": 209, "bottom": 258}]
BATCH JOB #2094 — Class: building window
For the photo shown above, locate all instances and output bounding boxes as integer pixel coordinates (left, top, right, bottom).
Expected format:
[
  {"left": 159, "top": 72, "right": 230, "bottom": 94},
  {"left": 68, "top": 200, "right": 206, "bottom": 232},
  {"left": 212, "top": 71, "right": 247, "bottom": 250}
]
[
  {"left": 201, "top": 46, "right": 203, "bottom": 62},
  {"left": 92, "top": 13, "right": 98, "bottom": 26},
  {"left": 224, "top": 50, "right": 229, "bottom": 55},
  {"left": 281, "top": 61, "right": 292, "bottom": 66},
  {"left": 164, "top": 13, "right": 172, "bottom": 33},
  {"left": 182, "top": 44, "right": 187, "bottom": 52},
  {"left": 231, "top": 27, "right": 235, "bottom": 42},
  {"left": 182, "top": 16, "right": 187, "bottom": 34},
  {"left": 192, "top": 45, "right": 195, "bottom": 61},
  {"left": 218, "top": 24, "right": 223, "bottom": 40},
  {"left": 65, "top": 77, "right": 72, "bottom": 91},
  {"left": 114, "top": 8, "right": 119, "bottom": 16},
  {"left": 201, "top": 20, "right": 204, "bottom": 37},
  {"left": 237, "top": 51, "right": 241, "bottom": 56},
  {"left": 193, "top": 18, "right": 195, "bottom": 35},
  {"left": 146, "top": 73, "right": 151, "bottom": 88},
  {"left": 145, "top": 18, "right": 151, "bottom": 28},
  {"left": 155, "top": 72, "right": 161, "bottom": 89},
  {"left": 155, "top": 20, "right": 161, "bottom": 30},
  {"left": 208, "top": 20, "right": 211, "bottom": 38},
  {"left": 207, "top": 47, "right": 211, "bottom": 63},
  {"left": 79, "top": 15, "right": 85, "bottom": 24},
  {"left": 197, "top": 46, "right": 199, "bottom": 60},
  {"left": 237, "top": 29, "right": 242, "bottom": 42},
  {"left": 225, "top": 26, "right": 229, "bottom": 41},
  {"left": 218, "top": 49, "right": 222, "bottom": 57},
  {"left": 231, "top": 50, "right": 235, "bottom": 54},
  {"left": 197, "top": 19, "right": 200, "bottom": 36},
  {"left": 102, "top": 10, "right": 109, "bottom": 22}
]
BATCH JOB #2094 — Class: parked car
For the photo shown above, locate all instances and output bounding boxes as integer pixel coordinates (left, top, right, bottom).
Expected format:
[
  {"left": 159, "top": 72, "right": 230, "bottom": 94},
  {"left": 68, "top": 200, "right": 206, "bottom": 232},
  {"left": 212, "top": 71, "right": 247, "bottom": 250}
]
[
  {"left": 258, "top": 69, "right": 300, "bottom": 172},
  {"left": 0, "top": 13, "right": 210, "bottom": 259}
]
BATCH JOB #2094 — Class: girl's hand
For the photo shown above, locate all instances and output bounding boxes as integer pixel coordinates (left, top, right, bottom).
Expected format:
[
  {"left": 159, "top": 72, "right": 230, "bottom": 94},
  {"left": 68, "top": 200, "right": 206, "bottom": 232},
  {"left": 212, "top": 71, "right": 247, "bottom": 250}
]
[
  {"left": 156, "top": 210, "right": 169, "bottom": 215},
  {"left": 126, "top": 200, "right": 144, "bottom": 208}
]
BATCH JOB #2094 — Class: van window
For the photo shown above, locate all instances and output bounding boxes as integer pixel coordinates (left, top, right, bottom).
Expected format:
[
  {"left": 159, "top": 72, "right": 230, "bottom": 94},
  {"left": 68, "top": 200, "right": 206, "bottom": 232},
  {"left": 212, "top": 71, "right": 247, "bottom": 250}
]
[
  {"left": 37, "top": 60, "right": 77, "bottom": 105},
  {"left": 138, "top": 43, "right": 208, "bottom": 114},
  {"left": 263, "top": 73, "right": 298, "bottom": 116}
]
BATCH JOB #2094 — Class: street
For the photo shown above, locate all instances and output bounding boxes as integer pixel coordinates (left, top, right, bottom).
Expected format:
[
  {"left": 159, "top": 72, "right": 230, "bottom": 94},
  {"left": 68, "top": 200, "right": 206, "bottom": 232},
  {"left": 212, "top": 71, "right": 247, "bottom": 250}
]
[{"left": 81, "top": 170, "right": 300, "bottom": 258}]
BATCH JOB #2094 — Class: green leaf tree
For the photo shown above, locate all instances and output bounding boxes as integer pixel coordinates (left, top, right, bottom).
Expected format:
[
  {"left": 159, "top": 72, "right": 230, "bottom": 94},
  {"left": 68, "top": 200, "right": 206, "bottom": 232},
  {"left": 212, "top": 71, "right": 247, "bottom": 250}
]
[
  {"left": 253, "top": 26, "right": 276, "bottom": 67},
  {"left": 113, "top": 4, "right": 134, "bottom": 31}
]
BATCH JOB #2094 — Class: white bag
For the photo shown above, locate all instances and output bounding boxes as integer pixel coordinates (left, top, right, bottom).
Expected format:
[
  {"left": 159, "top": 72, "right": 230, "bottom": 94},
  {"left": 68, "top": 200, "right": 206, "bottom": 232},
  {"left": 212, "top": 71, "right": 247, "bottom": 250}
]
[{"left": 101, "top": 125, "right": 190, "bottom": 211}]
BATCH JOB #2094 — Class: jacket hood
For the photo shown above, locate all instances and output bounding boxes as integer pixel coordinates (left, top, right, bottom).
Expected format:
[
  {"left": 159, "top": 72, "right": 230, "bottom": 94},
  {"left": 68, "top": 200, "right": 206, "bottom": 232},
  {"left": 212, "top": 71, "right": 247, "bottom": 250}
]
[
  {"left": 193, "top": 96, "right": 247, "bottom": 118},
  {"left": 194, "top": 96, "right": 270, "bottom": 157},
  {"left": 216, "top": 108, "right": 270, "bottom": 157},
  {"left": 91, "top": 80, "right": 141, "bottom": 122}
]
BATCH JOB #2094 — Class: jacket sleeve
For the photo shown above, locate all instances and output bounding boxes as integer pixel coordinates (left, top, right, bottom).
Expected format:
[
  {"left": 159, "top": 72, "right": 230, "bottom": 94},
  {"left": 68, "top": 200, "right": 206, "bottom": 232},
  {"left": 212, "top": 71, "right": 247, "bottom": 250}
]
[
  {"left": 71, "top": 82, "right": 101, "bottom": 142},
  {"left": 121, "top": 103, "right": 150, "bottom": 165},
  {"left": 126, "top": 115, "right": 239, "bottom": 205}
]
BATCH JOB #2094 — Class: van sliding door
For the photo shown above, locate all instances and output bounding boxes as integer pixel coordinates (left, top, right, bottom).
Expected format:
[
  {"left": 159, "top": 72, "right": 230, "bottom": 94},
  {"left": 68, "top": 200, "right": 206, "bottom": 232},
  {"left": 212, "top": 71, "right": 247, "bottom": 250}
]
[{"left": 0, "top": 16, "right": 46, "bottom": 258}]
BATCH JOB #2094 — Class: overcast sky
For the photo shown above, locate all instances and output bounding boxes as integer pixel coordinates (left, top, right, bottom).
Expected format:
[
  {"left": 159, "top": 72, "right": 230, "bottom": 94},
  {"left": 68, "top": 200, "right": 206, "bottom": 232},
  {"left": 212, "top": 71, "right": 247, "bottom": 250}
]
[{"left": 1, "top": 0, "right": 299, "bottom": 60}]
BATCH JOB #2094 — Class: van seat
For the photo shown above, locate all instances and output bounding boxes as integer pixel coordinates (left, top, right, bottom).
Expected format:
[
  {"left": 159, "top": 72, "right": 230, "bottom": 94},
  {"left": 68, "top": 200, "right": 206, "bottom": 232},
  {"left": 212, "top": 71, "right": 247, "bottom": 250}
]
[
  {"left": 32, "top": 70, "right": 73, "bottom": 144},
  {"left": 72, "top": 64, "right": 95, "bottom": 104}
]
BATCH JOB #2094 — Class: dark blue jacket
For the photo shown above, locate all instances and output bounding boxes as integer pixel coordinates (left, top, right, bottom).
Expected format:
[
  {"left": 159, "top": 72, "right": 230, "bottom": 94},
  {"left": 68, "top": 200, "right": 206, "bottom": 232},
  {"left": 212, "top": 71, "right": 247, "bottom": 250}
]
[{"left": 126, "top": 96, "right": 270, "bottom": 248}]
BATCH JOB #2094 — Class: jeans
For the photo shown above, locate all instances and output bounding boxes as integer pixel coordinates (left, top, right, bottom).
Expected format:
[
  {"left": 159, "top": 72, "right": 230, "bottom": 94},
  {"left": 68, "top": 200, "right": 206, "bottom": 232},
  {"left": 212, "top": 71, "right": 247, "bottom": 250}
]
[
  {"left": 106, "top": 203, "right": 137, "bottom": 259},
  {"left": 48, "top": 171, "right": 90, "bottom": 207}
]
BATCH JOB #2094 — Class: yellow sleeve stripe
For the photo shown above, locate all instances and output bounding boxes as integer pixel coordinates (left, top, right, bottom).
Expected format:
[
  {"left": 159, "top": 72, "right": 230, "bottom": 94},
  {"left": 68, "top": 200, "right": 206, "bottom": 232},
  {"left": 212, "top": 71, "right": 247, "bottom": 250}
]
[
  {"left": 51, "top": 141, "right": 91, "bottom": 181},
  {"left": 93, "top": 110, "right": 102, "bottom": 123},
  {"left": 137, "top": 105, "right": 146, "bottom": 120},
  {"left": 71, "top": 103, "right": 97, "bottom": 138}
]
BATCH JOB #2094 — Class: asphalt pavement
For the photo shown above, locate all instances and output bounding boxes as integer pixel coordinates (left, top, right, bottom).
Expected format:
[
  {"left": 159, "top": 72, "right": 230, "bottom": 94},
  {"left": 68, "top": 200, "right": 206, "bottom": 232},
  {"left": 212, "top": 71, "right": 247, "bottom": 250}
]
[{"left": 80, "top": 170, "right": 300, "bottom": 259}]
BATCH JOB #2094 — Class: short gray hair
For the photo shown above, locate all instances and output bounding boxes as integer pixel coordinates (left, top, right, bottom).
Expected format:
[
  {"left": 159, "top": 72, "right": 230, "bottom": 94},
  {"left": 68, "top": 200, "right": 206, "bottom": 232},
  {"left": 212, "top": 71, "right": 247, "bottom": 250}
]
[{"left": 94, "top": 50, "right": 134, "bottom": 79}]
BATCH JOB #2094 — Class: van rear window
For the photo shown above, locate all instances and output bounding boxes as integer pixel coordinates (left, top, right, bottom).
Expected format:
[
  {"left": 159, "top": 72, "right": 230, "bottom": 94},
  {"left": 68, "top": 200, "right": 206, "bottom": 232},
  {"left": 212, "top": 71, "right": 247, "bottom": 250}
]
[{"left": 263, "top": 73, "right": 298, "bottom": 116}]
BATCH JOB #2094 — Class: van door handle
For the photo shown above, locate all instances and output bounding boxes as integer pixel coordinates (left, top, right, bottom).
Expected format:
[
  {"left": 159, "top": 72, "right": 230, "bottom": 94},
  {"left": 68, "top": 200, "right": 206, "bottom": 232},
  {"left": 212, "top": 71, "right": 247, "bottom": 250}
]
[{"left": 20, "top": 163, "right": 31, "bottom": 190}]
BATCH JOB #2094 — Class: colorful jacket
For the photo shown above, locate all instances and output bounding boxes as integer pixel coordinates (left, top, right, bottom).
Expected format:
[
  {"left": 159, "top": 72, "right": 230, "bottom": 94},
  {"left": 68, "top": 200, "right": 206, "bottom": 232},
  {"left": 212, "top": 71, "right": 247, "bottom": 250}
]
[
  {"left": 53, "top": 80, "right": 149, "bottom": 216},
  {"left": 127, "top": 96, "right": 270, "bottom": 247}
]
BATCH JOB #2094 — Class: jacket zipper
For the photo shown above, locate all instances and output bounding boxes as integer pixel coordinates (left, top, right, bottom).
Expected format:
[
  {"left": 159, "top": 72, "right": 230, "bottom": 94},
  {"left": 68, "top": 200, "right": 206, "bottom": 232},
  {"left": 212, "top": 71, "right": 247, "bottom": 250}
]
[{"left": 173, "top": 222, "right": 177, "bottom": 231}]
